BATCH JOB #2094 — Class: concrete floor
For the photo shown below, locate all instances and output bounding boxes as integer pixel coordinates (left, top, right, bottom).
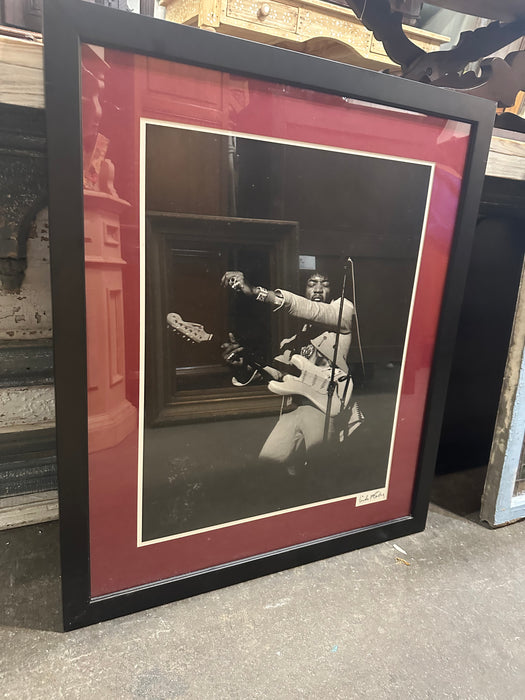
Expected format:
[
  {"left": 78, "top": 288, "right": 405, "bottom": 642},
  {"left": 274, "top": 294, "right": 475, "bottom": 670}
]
[{"left": 1, "top": 468, "right": 524, "bottom": 699}]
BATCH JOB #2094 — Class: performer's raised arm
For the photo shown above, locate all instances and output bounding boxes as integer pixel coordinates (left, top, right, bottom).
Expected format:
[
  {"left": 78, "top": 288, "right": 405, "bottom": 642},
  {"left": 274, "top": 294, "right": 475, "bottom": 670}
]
[{"left": 220, "top": 270, "right": 353, "bottom": 332}]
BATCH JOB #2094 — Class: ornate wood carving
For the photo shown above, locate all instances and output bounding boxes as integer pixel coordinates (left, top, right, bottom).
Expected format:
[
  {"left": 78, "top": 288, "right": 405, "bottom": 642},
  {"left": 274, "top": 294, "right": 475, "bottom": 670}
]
[
  {"left": 0, "top": 103, "right": 47, "bottom": 291},
  {"left": 344, "top": 2, "right": 525, "bottom": 115}
]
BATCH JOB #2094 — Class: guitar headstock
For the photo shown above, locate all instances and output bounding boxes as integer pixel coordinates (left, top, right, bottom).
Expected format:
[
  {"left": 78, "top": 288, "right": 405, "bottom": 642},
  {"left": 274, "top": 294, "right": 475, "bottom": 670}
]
[{"left": 167, "top": 313, "right": 213, "bottom": 343}]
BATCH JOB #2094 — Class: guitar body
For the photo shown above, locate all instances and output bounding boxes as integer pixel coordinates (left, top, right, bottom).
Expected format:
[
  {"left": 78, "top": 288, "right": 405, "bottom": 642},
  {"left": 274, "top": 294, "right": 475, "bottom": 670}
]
[
  {"left": 268, "top": 354, "right": 352, "bottom": 416},
  {"left": 166, "top": 317, "right": 351, "bottom": 416}
]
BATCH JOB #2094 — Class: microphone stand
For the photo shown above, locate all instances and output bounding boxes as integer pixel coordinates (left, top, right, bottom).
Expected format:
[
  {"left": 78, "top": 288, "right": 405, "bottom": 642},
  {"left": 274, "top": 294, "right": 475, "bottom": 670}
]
[{"left": 323, "top": 258, "right": 351, "bottom": 443}]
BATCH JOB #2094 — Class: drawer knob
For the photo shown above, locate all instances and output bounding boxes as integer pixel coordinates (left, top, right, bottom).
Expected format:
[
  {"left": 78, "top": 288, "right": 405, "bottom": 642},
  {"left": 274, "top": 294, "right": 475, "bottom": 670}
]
[{"left": 258, "top": 3, "right": 271, "bottom": 19}]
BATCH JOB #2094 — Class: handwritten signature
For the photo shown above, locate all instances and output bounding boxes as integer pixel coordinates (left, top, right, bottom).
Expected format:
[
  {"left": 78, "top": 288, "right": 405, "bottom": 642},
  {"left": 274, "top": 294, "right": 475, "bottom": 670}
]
[{"left": 356, "top": 489, "right": 386, "bottom": 506}]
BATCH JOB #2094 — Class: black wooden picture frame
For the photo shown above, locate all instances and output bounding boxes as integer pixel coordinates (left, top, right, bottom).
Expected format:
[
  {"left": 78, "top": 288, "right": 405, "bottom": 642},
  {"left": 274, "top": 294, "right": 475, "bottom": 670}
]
[{"left": 43, "top": 0, "right": 494, "bottom": 630}]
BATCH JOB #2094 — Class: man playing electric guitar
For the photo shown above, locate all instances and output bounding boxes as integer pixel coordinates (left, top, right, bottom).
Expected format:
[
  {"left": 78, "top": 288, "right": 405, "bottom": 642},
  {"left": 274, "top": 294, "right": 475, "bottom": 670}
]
[{"left": 220, "top": 270, "right": 363, "bottom": 470}]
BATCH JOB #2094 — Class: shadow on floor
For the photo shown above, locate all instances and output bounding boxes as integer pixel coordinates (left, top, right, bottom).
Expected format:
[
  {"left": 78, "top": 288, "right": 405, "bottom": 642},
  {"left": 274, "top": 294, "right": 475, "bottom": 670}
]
[
  {"left": 0, "top": 466, "right": 491, "bottom": 633},
  {"left": 430, "top": 465, "right": 488, "bottom": 522},
  {"left": 0, "top": 520, "right": 62, "bottom": 632}
]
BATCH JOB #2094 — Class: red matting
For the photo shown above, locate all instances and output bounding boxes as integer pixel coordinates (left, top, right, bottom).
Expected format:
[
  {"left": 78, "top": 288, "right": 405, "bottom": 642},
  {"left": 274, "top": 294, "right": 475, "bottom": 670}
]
[{"left": 83, "top": 47, "right": 470, "bottom": 597}]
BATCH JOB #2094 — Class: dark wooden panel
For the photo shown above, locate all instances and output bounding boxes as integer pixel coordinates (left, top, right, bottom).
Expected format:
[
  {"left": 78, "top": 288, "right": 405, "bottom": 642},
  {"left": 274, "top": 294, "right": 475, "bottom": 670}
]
[
  {"left": 145, "top": 212, "right": 299, "bottom": 425},
  {"left": 0, "top": 340, "right": 53, "bottom": 387},
  {"left": 437, "top": 212, "right": 525, "bottom": 473},
  {"left": 0, "top": 427, "right": 57, "bottom": 496},
  {"left": 0, "top": 103, "right": 47, "bottom": 290},
  {"left": 146, "top": 125, "right": 228, "bottom": 216}
]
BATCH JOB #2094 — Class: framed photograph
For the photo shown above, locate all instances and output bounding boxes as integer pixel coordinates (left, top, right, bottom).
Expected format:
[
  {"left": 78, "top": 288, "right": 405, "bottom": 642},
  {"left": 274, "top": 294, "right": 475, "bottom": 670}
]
[
  {"left": 44, "top": 0, "right": 494, "bottom": 629},
  {"left": 481, "top": 257, "right": 525, "bottom": 527}
]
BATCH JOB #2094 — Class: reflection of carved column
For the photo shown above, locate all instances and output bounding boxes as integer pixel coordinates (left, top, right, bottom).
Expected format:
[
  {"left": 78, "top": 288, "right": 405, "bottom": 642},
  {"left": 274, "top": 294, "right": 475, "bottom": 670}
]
[
  {"left": 82, "top": 45, "right": 136, "bottom": 453},
  {"left": 84, "top": 191, "right": 136, "bottom": 452}
]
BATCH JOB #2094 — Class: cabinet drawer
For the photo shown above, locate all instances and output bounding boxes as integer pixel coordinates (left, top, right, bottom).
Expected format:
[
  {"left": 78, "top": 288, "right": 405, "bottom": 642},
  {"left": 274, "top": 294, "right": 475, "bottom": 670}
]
[{"left": 226, "top": 0, "right": 299, "bottom": 34}]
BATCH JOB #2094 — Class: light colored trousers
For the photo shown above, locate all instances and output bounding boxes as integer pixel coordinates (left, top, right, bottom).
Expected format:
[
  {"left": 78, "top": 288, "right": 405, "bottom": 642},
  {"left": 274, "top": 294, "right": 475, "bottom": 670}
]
[{"left": 259, "top": 405, "right": 331, "bottom": 464}]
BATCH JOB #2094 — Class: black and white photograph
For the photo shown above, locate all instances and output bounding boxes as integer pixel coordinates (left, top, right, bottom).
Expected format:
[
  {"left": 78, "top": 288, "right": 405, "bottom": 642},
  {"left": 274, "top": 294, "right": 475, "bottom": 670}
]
[{"left": 140, "top": 122, "right": 433, "bottom": 542}]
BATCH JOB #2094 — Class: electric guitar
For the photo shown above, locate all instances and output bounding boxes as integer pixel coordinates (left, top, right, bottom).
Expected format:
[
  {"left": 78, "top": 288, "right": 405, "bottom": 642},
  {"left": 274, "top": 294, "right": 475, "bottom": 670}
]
[
  {"left": 166, "top": 313, "right": 351, "bottom": 415},
  {"left": 166, "top": 313, "right": 213, "bottom": 343},
  {"left": 268, "top": 354, "right": 353, "bottom": 417}
]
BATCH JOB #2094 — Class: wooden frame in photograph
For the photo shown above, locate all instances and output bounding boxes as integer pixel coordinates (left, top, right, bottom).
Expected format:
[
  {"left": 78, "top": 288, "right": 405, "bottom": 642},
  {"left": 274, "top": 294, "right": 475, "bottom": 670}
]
[
  {"left": 481, "top": 257, "right": 525, "bottom": 527},
  {"left": 43, "top": 0, "right": 495, "bottom": 629}
]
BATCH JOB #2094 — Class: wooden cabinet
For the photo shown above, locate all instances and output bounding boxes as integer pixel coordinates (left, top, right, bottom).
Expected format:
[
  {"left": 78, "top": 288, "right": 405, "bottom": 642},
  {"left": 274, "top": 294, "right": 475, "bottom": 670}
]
[
  {"left": 161, "top": 0, "right": 448, "bottom": 70},
  {"left": 226, "top": 0, "right": 300, "bottom": 33}
]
